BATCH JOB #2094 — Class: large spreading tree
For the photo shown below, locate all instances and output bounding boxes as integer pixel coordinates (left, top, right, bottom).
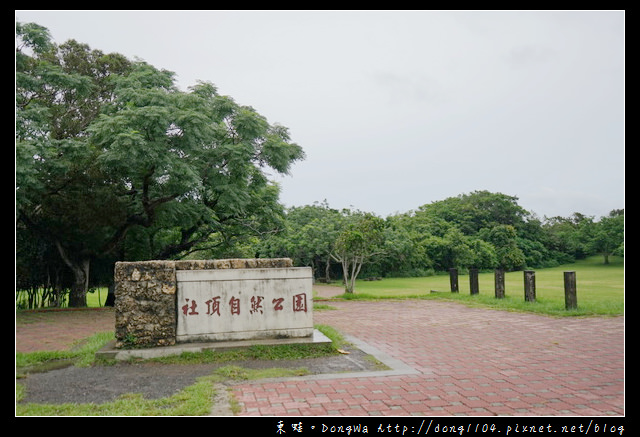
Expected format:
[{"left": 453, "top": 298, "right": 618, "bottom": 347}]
[{"left": 16, "top": 22, "right": 304, "bottom": 307}]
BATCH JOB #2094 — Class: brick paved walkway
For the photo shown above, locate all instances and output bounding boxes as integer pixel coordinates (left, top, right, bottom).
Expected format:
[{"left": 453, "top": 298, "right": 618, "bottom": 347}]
[
  {"left": 230, "top": 300, "right": 624, "bottom": 416},
  {"left": 15, "top": 301, "right": 624, "bottom": 417},
  {"left": 16, "top": 308, "right": 115, "bottom": 353}
]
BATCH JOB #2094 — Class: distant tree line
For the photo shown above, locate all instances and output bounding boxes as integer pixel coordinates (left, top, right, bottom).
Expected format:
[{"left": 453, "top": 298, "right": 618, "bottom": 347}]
[
  {"left": 253, "top": 194, "right": 624, "bottom": 290},
  {"left": 15, "top": 22, "right": 624, "bottom": 307}
]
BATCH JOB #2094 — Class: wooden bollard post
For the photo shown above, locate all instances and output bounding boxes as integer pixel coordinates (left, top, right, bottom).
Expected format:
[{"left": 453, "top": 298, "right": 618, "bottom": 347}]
[
  {"left": 495, "top": 269, "right": 505, "bottom": 298},
  {"left": 449, "top": 268, "right": 459, "bottom": 293},
  {"left": 564, "top": 271, "right": 577, "bottom": 310},
  {"left": 524, "top": 270, "right": 536, "bottom": 302},
  {"left": 469, "top": 268, "right": 479, "bottom": 295}
]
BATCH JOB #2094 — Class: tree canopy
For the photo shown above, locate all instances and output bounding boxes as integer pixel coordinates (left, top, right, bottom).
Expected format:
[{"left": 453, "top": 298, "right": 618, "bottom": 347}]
[{"left": 16, "top": 22, "right": 304, "bottom": 307}]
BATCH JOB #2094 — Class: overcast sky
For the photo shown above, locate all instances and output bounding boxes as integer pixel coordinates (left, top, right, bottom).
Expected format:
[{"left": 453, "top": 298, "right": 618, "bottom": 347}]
[{"left": 16, "top": 10, "right": 625, "bottom": 219}]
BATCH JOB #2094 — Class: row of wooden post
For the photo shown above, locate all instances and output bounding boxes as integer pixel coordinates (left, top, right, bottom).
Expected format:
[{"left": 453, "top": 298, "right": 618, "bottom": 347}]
[{"left": 448, "top": 268, "right": 578, "bottom": 310}]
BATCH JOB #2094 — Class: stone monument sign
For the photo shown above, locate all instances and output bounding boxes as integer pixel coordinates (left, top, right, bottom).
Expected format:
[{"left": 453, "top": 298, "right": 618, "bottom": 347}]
[
  {"left": 114, "top": 258, "right": 313, "bottom": 349},
  {"left": 176, "top": 266, "right": 313, "bottom": 342}
]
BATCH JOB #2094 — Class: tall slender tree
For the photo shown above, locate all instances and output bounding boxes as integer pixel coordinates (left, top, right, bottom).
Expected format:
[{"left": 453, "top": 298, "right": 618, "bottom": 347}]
[{"left": 331, "top": 212, "right": 385, "bottom": 293}]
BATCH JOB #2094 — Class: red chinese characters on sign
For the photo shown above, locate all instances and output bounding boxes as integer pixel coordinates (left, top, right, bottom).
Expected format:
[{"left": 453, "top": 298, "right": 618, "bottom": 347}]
[
  {"left": 272, "top": 297, "right": 284, "bottom": 311},
  {"left": 181, "top": 299, "right": 199, "bottom": 316},
  {"left": 229, "top": 296, "right": 241, "bottom": 315},
  {"left": 293, "top": 293, "right": 308, "bottom": 313},
  {"left": 250, "top": 295, "right": 264, "bottom": 314},
  {"left": 181, "top": 293, "right": 308, "bottom": 317},
  {"left": 205, "top": 296, "right": 221, "bottom": 316}
]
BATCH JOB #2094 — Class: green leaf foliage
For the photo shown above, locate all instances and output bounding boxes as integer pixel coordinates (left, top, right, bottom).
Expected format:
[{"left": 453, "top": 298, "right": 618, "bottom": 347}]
[{"left": 16, "top": 22, "right": 305, "bottom": 307}]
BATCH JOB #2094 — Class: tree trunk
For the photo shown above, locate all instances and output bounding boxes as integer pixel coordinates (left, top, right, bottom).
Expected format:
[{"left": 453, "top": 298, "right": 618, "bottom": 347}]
[
  {"left": 342, "top": 260, "right": 353, "bottom": 293},
  {"left": 325, "top": 255, "right": 331, "bottom": 283},
  {"left": 341, "top": 257, "right": 364, "bottom": 293},
  {"left": 351, "top": 257, "right": 363, "bottom": 293},
  {"left": 55, "top": 241, "right": 90, "bottom": 307},
  {"left": 67, "top": 258, "right": 90, "bottom": 307},
  {"left": 104, "top": 283, "right": 116, "bottom": 307}
]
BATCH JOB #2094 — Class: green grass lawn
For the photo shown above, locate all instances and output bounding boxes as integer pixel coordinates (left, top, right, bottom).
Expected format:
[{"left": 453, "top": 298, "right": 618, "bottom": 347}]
[
  {"left": 329, "top": 256, "right": 624, "bottom": 317},
  {"left": 86, "top": 288, "right": 108, "bottom": 307}
]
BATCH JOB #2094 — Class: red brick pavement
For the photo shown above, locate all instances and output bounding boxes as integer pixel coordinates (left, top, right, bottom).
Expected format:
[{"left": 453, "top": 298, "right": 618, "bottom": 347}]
[
  {"left": 231, "top": 300, "right": 624, "bottom": 416},
  {"left": 16, "top": 308, "right": 115, "bottom": 353},
  {"left": 15, "top": 301, "right": 624, "bottom": 417}
]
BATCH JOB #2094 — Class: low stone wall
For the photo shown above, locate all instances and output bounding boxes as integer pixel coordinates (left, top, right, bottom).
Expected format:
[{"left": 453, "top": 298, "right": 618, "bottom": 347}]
[{"left": 114, "top": 258, "right": 293, "bottom": 349}]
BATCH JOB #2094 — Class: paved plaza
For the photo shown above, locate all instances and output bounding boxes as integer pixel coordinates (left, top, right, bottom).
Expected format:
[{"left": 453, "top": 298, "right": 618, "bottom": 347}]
[
  {"left": 230, "top": 299, "right": 624, "bottom": 416},
  {"left": 16, "top": 299, "right": 624, "bottom": 417}
]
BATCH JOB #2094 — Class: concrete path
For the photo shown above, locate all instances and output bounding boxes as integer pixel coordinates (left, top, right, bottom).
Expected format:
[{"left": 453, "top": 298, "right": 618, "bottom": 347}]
[{"left": 229, "top": 299, "right": 624, "bottom": 416}]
